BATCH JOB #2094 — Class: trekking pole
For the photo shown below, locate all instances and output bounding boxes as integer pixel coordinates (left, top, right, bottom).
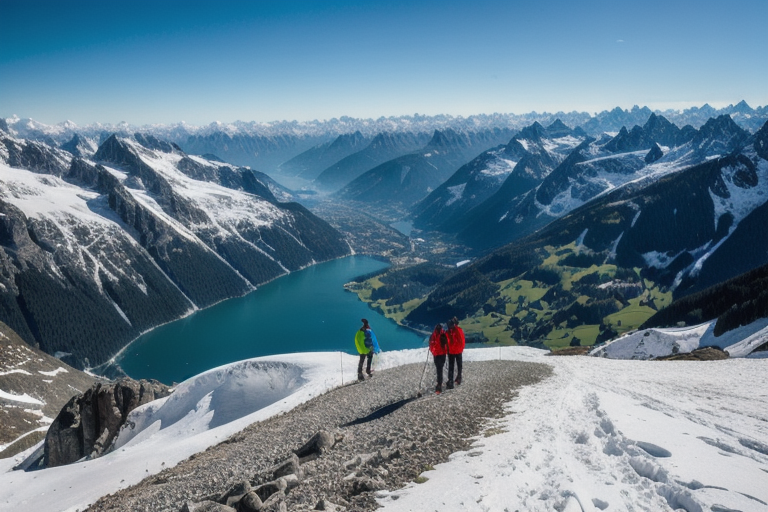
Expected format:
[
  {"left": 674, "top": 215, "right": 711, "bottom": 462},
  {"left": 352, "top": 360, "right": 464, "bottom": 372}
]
[{"left": 415, "top": 347, "right": 431, "bottom": 397}]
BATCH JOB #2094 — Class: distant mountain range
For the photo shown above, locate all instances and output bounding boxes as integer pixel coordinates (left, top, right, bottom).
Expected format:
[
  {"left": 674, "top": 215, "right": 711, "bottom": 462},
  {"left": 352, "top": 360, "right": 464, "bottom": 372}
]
[
  {"left": 420, "top": 113, "right": 754, "bottom": 251},
  {"left": 3, "top": 101, "right": 765, "bottom": 172},
  {"left": 0, "top": 129, "right": 350, "bottom": 371}
]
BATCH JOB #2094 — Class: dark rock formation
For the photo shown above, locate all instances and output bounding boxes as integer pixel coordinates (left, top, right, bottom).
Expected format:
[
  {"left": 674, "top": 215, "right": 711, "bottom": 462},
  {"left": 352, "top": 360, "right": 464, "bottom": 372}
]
[
  {"left": 645, "top": 142, "right": 664, "bottom": 163},
  {"left": 44, "top": 378, "right": 171, "bottom": 467}
]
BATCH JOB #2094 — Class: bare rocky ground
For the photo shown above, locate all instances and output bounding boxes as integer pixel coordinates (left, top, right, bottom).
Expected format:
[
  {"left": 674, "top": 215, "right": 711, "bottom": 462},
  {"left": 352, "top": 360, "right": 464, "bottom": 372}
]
[
  {"left": 86, "top": 359, "right": 552, "bottom": 512},
  {"left": 0, "top": 321, "right": 98, "bottom": 458}
]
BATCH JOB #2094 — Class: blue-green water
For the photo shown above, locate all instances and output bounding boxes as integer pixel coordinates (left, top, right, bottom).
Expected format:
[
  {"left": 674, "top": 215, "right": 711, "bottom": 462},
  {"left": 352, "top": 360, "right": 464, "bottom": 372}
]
[{"left": 117, "top": 256, "right": 426, "bottom": 384}]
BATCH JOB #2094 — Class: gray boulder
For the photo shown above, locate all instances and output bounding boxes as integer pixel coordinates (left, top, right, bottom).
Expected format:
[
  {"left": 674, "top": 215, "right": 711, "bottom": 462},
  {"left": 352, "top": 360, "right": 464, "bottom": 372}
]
[
  {"left": 181, "top": 501, "right": 237, "bottom": 512},
  {"left": 44, "top": 378, "right": 171, "bottom": 467},
  {"left": 294, "top": 430, "right": 341, "bottom": 462}
]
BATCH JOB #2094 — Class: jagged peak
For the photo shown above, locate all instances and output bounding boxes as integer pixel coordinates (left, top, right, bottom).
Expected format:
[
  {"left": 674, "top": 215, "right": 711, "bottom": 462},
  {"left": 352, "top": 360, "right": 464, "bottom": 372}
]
[
  {"left": 729, "top": 100, "right": 752, "bottom": 114},
  {"left": 545, "top": 119, "right": 573, "bottom": 138},
  {"left": 516, "top": 121, "right": 547, "bottom": 142},
  {"left": 698, "top": 114, "right": 745, "bottom": 136},
  {"left": 133, "top": 132, "right": 180, "bottom": 154}
]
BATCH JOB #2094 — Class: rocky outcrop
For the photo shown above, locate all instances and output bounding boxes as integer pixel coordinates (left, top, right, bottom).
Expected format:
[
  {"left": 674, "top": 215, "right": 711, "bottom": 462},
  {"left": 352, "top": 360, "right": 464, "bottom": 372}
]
[{"left": 44, "top": 378, "right": 171, "bottom": 467}]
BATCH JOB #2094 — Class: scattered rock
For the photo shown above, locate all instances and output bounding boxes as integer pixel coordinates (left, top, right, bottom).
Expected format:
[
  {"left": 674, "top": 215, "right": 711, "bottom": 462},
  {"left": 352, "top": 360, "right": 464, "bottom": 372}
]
[
  {"left": 314, "top": 498, "right": 345, "bottom": 511},
  {"left": 218, "top": 480, "right": 251, "bottom": 507},
  {"left": 270, "top": 453, "right": 302, "bottom": 480},
  {"left": 295, "top": 430, "right": 340, "bottom": 462},
  {"left": 655, "top": 347, "right": 729, "bottom": 361},
  {"left": 181, "top": 500, "right": 237, "bottom": 512},
  {"left": 233, "top": 491, "right": 262, "bottom": 512}
]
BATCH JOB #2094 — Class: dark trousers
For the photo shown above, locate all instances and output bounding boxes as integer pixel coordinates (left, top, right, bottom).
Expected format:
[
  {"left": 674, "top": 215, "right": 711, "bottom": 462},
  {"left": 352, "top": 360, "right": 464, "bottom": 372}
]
[
  {"left": 358, "top": 353, "right": 373, "bottom": 376},
  {"left": 448, "top": 353, "right": 462, "bottom": 384},
  {"left": 433, "top": 354, "right": 446, "bottom": 387}
]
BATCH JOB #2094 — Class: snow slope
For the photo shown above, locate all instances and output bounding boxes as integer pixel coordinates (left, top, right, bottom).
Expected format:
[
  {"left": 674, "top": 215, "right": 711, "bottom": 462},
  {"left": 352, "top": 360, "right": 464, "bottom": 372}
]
[{"left": 1, "top": 347, "right": 766, "bottom": 512}]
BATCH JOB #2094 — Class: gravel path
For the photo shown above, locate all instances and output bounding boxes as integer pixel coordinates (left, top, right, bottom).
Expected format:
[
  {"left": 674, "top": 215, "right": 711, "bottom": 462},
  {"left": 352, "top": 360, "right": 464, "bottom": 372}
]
[{"left": 87, "top": 359, "right": 552, "bottom": 512}]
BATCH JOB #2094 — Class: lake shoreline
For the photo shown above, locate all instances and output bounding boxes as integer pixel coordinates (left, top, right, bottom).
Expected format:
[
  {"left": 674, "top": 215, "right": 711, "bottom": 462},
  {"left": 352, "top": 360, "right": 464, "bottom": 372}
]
[{"left": 111, "top": 255, "right": 426, "bottom": 384}]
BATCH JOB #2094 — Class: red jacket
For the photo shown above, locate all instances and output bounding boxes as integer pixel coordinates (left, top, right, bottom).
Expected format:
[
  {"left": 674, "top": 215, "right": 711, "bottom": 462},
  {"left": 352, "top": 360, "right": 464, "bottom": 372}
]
[
  {"left": 429, "top": 328, "right": 448, "bottom": 356},
  {"left": 447, "top": 325, "right": 465, "bottom": 355}
]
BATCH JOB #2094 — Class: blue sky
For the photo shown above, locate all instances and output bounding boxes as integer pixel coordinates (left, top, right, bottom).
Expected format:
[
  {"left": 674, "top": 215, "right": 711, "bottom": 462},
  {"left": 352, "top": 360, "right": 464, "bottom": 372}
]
[{"left": 1, "top": 0, "right": 766, "bottom": 125}]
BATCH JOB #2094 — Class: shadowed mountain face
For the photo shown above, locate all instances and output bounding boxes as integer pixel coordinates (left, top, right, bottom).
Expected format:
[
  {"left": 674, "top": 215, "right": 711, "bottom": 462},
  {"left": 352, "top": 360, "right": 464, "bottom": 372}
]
[
  {"left": 334, "top": 128, "right": 516, "bottom": 212},
  {"left": 279, "top": 131, "right": 371, "bottom": 180},
  {"left": 0, "top": 132, "right": 350, "bottom": 370},
  {"left": 0, "top": 320, "right": 98, "bottom": 459},
  {"left": 313, "top": 131, "right": 431, "bottom": 192}
]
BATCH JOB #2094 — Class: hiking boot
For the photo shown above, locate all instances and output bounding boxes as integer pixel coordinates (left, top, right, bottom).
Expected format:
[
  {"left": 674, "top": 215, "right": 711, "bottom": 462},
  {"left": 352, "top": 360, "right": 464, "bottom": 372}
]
[
  {"left": 367, "top": 370, "right": 373, "bottom": 377},
  {"left": 435, "top": 384, "right": 442, "bottom": 394},
  {"left": 455, "top": 377, "right": 461, "bottom": 386},
  {"left": 446, "top": 381, "right": 454, "bottom": 390},
  {"left": 358, "top": 373, "right": 365, "bottom": 381}
]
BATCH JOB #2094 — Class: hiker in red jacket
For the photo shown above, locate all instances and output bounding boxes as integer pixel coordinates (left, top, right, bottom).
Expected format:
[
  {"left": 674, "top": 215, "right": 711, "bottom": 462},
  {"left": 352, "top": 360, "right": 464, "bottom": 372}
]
[
  {"left": 428, "top": 323, "right": 448, "bottom": 393},
  {"left": 446, "top": 316, "right": 465, "bottom": 389}
]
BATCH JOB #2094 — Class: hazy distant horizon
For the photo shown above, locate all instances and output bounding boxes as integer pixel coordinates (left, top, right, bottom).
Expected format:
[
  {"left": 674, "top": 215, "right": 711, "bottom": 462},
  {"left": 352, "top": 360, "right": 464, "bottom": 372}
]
[
  {"left": 4, "top": 99, "right": 764, "bottom": 130},
  {"left": 2, "top": 0, "right": 766, "bottom": 126}
]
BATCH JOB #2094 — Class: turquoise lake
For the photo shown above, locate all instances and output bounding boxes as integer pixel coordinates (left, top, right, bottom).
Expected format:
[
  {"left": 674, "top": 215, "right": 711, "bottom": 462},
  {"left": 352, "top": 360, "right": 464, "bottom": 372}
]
[{"left": 117, "top": 256, "right": 427, "bottom": 384}]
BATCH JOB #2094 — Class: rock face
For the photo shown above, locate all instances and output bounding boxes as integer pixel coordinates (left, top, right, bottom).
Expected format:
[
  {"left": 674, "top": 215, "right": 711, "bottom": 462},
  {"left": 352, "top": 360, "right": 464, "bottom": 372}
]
[{"left": 44, "top": 378, "right": 171, "bottom": 467}]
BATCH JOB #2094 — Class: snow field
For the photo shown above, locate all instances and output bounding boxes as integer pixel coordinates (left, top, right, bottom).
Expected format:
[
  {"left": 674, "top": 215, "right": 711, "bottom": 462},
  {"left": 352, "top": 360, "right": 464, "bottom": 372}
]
[{"left": 0, "top": 347, "right": 766, "bottom": 512}]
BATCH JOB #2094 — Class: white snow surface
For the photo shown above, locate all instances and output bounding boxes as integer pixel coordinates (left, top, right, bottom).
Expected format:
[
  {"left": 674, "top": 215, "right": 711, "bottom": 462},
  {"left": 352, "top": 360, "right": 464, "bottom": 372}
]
[
  {"left": 445, "top": 183, "right": 466, "bottom": 206},
  {"left": 1, "top": 347, "right": 767, "bottom": 512},
  {"left": 0, "top": 390, "right": 44, "bottom": 405}
]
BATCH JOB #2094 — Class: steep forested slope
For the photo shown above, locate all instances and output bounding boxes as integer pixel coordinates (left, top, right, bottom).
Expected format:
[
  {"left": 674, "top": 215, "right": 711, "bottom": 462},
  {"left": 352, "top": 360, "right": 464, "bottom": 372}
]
[{"left": 0, "top": 131, "right": 350, "bottom": 369}]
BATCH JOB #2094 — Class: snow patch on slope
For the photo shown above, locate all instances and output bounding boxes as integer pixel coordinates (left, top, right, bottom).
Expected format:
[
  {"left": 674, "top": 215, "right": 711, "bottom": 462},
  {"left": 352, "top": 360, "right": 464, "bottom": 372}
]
[{"left": 445, "top": 183, "right": 466, "bottom": 206}]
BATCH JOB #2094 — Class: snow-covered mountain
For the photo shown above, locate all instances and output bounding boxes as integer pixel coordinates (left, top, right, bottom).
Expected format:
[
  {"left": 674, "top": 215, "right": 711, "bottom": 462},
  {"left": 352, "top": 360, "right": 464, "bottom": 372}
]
[
  {"left": 402, "top": 119, "right": 768, "bottom": 338},
  {"left": 412, "top": 120, "right": 586, "bottom": 234},
  {"left": 454, "top": 114, "right": 757, "bottom": 250},
  {"left": 0, "top": 129, "right": 350, "bottom": 370}
]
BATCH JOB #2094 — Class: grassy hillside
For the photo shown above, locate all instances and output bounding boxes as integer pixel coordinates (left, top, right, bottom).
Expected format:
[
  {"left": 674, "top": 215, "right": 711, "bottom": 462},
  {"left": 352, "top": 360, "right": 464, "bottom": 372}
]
[{"left": 348, "top": 242, "right": 672, "bottom": 350}]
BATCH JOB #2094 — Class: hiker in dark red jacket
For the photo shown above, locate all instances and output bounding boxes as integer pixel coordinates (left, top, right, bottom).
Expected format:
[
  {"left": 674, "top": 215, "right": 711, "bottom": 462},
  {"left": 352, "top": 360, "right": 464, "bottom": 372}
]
[
  {"left": 428, "top": 323, "right": 448, "bottom": 393},
  {"left": 446, "top": 316, "right": 465, "bottom": 389}
]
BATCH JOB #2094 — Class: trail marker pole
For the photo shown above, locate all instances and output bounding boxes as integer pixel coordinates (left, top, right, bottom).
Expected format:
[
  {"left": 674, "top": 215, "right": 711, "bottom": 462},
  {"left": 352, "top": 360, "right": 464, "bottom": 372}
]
[{"left": 416, "top": 347, "right": 431, "bottom": 397}]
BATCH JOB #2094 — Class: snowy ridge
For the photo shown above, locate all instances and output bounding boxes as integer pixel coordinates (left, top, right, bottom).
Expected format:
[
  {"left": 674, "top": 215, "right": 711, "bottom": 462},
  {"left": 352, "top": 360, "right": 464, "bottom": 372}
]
[
  {"left": 591, "top": 316, "right": 768, "bottom": 360},
  {"left": 1, "top": 346, "right": 766, "bottom": 512}
]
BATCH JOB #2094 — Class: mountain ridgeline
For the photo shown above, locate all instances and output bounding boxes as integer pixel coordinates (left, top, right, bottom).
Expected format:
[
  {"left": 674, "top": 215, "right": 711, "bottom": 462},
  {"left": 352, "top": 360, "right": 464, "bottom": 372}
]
[
  {"left": 0, "top": 130, "right": 350, "bottom": 370},
  {"left": 416, "top": 114, "right": 754, "bottom": 252},
  {"left": 334, "top": 128, "right": 516, "bottom": 212}
]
